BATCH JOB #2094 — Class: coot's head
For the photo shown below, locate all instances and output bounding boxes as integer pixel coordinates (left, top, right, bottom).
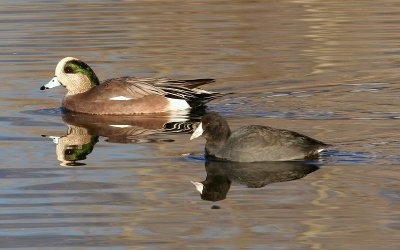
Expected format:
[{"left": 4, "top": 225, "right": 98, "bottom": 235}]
[{"left": 190, "top": 112, "right": 231, "bottom": 143}]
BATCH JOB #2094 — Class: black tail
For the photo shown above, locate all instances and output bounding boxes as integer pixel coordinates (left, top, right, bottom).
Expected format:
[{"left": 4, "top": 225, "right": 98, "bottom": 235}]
[
  {"left": 180, "top": 78, "right": 216, "bottom": 89},
  {"left": 185, "top": 91, "right": 226, "bottom": 107}
]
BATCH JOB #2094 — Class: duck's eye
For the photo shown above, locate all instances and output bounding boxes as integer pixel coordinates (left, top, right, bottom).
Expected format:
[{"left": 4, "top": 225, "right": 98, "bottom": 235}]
[
  {"left": 65, "top": 149, "right": 74, "bottom": 155},
  {"left": 64, "top": 66, "right": 73, "bottom": 74}
]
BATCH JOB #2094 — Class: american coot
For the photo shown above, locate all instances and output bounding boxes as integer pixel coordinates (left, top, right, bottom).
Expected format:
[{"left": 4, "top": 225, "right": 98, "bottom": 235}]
[
  {"left": 190, "top": 112, "right": 331, "bottom": 162},
  {"left": 40, "top": 57, "right": 223, "bottom": 115}
]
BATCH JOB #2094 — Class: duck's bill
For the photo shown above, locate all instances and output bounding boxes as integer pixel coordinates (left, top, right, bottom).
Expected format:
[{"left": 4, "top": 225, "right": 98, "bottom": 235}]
[
  {"left": 40, "top": 76, "right": 61, "bottom": 90},
  {"left": 190, "top": 122, "right": 203, "bottom": 140},
  {"left": 41, "top": 135, "right": 61, "bottom": 144}
]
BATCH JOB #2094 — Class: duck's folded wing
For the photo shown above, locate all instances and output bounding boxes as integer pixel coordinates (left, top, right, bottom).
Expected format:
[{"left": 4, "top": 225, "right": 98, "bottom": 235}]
[
  {"left": 147, "top": 78, "right": 222, "bottom": 104},
  {"left": 153, "top": 78, "right": 215, "bottom": 89},
  {"left": 94, "top": 77, "right": 221, "bottom": 105},
  {"left": 122, "top": 77, "right": 215, "bottom": 89},
  {"left": 89, "top": 78, "right": 166, "bottom": 101}
]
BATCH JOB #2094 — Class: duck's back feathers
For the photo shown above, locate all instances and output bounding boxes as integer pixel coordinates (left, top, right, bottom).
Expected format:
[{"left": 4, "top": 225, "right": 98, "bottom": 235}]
[
  {"left": 153, "top": 78, "right": 215, "bottom": 89},
  {"left": 99, "top": 77, "right": 223, "bottom": 106}
]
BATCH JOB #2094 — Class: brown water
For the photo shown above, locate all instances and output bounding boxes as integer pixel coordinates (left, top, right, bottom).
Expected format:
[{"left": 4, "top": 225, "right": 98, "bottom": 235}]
[{"left": 1, "top": 0, "right": 399, "bottom": 249}]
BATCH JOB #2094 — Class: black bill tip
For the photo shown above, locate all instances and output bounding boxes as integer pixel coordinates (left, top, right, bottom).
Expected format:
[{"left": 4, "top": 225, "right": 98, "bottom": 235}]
[{"left": 40, "top": 86, "right": 47, "bottom": 90}]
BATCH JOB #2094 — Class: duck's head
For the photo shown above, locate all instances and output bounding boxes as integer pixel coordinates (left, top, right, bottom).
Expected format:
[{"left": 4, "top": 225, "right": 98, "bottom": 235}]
[{"left": 40, "top": 57, "right": 100, "bottom": 95}]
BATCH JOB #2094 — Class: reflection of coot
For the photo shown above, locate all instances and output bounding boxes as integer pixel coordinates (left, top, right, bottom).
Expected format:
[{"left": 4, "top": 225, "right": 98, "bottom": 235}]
[
  {"left": 192, "top": 160, "right": 319, "bottom": 201},
  {"left": 192, "top": 165, "right": 232, "bottom": 202}
]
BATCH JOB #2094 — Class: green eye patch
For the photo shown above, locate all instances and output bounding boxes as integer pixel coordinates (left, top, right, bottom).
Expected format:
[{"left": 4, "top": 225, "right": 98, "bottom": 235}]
[{"left": 64, "top": 60, "right": 100, "bottom": 86}]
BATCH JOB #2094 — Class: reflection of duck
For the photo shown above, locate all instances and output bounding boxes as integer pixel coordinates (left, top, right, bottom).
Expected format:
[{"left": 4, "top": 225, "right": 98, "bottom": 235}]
[
  {"left": 191, "top": 160, "right": 319, "bottom": 201},
  {"left": 62, "top": 111, "right": 199, "bottom": 143},
  {"left": 45, "top": 125, "right": 98, "bottom": 167},
  {"left": 45, "top": 112, "right": 200, "bottom": 166}
]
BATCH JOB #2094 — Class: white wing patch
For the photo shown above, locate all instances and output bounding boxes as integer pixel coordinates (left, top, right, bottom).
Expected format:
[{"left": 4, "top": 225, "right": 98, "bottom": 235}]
[
  {"left": 110, "top": 125, "right": 133, "bottom": 128},
  {"left": 167, "top": 98, "right": 190, "bottom": 111},
  {"left": 110, "top": 96, "right": 133, "bottom": 101}
]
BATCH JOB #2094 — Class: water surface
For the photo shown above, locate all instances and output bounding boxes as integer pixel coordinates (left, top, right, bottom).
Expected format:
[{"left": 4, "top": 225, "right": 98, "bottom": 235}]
[{"left": 0, "top": 0, "right": 399, "bottom": 249}]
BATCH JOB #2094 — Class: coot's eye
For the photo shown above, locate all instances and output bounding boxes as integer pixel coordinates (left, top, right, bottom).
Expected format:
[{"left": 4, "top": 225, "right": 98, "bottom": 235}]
[{"left": 65, "top": 66, "right": 73, "bottom": 73}]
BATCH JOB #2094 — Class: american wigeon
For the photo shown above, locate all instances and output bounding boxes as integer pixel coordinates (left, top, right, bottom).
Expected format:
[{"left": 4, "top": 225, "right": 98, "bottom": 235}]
[
  {"left": 190, "top": 112, "right": 331, "bottom": 162},
  {"left": 41, "top": 57, "right": 223, "bottom": 115}
]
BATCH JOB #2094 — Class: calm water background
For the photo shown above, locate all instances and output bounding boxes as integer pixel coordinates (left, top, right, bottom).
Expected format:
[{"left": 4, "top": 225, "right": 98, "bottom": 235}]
[{"left": 0, "top": 0, "right": 399, "bottom": 249}]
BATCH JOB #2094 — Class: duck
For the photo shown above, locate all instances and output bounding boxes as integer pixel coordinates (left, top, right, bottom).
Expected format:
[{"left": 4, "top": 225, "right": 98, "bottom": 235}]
[
  {"left": 40, "top": 57, "right": 223, "bottom": 115},
  {"left": 190, "top": 112, "right": 331, "bottom": 162}
]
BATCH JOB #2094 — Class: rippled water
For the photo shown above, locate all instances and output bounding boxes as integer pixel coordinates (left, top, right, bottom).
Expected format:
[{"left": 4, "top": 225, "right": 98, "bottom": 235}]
[{"left": 1, "top": 0, "right": 399, "bottom": 249}]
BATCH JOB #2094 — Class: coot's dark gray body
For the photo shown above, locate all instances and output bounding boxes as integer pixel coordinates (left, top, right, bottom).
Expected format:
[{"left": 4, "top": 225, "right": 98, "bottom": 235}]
[
  {"left": 207, "top": 125, "right": 328, "bottom": 162},
  {"left": 191, "top": 112, "right": 330, "bottom": 162}
]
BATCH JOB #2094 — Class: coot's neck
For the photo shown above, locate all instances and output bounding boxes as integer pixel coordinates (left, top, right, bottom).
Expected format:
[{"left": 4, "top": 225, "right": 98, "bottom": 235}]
[
  {"left": 205, "top": 126, "right": 231, "bottom": 145},
  {"left": 204, "top": 127, "right": 231, "bottom": 158}
]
